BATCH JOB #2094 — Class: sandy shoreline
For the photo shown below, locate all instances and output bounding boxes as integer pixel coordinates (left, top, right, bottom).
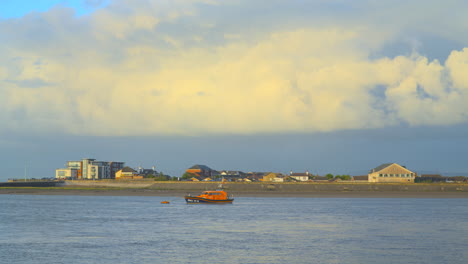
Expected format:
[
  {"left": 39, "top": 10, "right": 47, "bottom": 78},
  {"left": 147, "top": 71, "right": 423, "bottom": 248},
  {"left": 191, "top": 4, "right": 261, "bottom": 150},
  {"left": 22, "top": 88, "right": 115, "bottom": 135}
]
[{"left": 1, "top": 188, "right": 467, "bottom": 198}]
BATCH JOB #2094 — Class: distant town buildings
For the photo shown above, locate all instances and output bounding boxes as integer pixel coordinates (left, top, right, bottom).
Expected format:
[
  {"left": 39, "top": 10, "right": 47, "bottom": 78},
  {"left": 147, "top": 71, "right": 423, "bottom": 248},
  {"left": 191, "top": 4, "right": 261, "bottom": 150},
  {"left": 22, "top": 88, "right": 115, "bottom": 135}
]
[
  {"left": 55, "top": 159, "right": 466, "bottom": 184},
  {"left": 56, "top": 158, "right": 124, "bottom": 180},
  {"left": 181, "top": 163, "right": 419, "bottom": 183}
]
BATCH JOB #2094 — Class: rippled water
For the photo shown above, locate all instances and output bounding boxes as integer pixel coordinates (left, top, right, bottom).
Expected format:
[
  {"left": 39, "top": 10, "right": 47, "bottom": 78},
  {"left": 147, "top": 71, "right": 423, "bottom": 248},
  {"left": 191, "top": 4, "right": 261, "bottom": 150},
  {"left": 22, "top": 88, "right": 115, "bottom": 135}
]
[{"left": 1, "top": 195, "right": 467, "bottom": 264}]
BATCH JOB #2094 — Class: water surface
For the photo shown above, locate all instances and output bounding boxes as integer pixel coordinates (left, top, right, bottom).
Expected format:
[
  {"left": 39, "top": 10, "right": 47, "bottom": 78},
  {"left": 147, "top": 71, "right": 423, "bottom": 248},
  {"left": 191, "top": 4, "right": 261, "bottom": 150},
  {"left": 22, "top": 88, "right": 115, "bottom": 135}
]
[{"left": 1, "top": 195, "right": 466, "bottom": 264}]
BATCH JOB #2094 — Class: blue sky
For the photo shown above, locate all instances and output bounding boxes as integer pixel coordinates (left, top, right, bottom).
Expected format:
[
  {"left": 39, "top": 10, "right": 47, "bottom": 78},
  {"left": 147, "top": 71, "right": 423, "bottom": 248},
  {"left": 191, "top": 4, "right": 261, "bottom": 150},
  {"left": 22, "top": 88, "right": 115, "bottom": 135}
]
[
  {"left": 1, "top": 0, "right": 468, "bottom": 181},
  {"left": 0, "top": 0, "right": 107, "bottom": 18}
]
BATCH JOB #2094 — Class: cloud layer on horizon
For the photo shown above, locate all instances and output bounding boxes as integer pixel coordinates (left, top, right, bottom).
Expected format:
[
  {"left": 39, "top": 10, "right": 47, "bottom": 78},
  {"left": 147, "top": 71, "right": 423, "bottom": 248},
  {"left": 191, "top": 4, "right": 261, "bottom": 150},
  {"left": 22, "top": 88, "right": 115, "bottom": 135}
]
[{"left": 1, "top": 0, "right": 468, "bottom": 136}]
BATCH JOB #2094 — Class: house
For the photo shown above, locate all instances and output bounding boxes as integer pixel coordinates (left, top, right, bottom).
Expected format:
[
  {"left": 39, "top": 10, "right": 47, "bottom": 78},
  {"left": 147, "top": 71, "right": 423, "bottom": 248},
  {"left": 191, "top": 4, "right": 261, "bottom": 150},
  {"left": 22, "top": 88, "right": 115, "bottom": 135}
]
[
  {"left": 219, "top": 170, "right": 246, "bottom": 181},
  {"left": 368, "top": 163, "right": 416, "bottom": 183},
  {"left": 245, "top": 176, "right": 261, "bottom": 182},
  {"left": 55, "top": 168, "right": 78, "bottom": 179},
  {"left": 219, "top": 170, "right": 246, "bottom": 176},
  {"left": 186, "top": 164, "right": 215, "bottom": 177},
  {"left": 245, "top": 172, "right": 265, "bottom": 182},
  {"left": 263, "top": 172, "right": 284, "bottom": 182},
  {"left": 138, "top": 167, "right": 158, "bottom": 178},
  {"left": 289, "top": 171, "right": 311, "bottom": 182},
  {"left": 330, "top": 177, "right": 341, "bottom": 182},
  {"left": 116, "top": 167, "right": 143, "bottom": 180}
]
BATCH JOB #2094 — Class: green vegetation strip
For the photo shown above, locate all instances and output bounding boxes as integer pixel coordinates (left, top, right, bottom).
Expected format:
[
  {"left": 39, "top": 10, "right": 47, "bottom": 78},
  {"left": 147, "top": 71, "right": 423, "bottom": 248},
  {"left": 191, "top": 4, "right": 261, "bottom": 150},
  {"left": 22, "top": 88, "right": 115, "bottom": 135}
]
[{"left": 0, "top": 187, "right": 136, "bottom": 191}]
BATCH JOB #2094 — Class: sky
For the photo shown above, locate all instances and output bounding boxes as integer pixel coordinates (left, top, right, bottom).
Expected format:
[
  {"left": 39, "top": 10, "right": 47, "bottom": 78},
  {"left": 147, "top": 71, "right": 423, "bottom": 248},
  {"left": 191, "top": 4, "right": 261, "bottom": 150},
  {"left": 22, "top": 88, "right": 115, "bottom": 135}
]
[{"left": 1, "top": 0, "right": 468, "bottom": 181}]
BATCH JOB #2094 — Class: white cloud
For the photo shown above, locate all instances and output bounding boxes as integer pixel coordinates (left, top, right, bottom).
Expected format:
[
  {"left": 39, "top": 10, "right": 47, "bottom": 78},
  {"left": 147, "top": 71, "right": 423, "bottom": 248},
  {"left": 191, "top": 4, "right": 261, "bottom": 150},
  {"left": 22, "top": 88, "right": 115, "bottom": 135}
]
[
  {"left": 446, "top": 48, "right": 468, "bottom": 91},
  {"left": 0, "top": 0, "right": 467, "bottom": 136}
]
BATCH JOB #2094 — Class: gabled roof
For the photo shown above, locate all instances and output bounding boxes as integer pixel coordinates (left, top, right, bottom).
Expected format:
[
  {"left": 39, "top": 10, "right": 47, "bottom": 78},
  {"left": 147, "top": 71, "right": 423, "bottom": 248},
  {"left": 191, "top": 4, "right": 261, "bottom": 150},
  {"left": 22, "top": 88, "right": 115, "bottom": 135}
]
[
  {"left": 263, "top": 172, "right": 285, "bottom": 178},
  {"left": 189, "top": 164, "right": 212, "bottom": 171},
  {"left": 121, "top": 167, "right": 136, "bottom": 173},
  {"left": 290, "top": 173, "right": 309, "bottom": 176},
  {"left": 370, "top": 163, "right": 414, "bottom": 174},
  {"left": 370, "top": 163, "right": 394, "bottom": 173}
]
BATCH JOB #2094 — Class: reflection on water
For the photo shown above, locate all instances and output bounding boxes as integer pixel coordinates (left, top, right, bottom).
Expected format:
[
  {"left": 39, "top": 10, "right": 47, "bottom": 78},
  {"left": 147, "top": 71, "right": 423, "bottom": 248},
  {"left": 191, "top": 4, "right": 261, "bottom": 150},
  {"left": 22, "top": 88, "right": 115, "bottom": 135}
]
[{"left": 0, "top": 195, "right": 467, "bottom": 264}]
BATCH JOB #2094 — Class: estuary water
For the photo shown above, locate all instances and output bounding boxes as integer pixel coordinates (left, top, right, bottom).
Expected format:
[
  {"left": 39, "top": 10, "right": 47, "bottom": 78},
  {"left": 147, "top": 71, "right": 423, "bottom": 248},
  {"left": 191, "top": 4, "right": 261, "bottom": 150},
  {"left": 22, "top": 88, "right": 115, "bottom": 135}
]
[{"left": 0, "top": 195, "right": 467, "bottom": 264}]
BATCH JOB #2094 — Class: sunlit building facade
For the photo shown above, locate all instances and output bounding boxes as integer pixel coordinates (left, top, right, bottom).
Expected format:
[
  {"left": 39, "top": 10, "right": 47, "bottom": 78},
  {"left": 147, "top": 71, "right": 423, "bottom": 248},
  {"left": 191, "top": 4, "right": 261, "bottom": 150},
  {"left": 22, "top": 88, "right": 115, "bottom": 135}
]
[
  {"left": 56, "top": 158, "right": 125, "bottom": 180},
  {"left": 368, "top": 163, "right": 416, "bottom": 183}
]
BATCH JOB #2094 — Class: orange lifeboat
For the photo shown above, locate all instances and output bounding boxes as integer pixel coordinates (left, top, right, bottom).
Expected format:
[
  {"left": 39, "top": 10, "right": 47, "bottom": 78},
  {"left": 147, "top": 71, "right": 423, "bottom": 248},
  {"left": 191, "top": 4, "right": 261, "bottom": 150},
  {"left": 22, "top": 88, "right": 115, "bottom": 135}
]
[
  {"left": 160, "top": 201, "right": 170, "bottom": 204},
  {"left": 184, "top": 190, "right": 234, "bottom": 204}
]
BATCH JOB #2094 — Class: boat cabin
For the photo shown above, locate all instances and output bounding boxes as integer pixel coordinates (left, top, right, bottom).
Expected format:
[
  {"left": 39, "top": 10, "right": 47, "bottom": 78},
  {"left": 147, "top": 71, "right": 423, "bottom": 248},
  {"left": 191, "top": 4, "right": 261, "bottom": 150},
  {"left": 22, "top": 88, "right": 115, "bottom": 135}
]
[
  {"left": 185, "top": 189, "right": 233, "bottom": 203},
  {"left": 199, "top": 190, "right": 229, "bottom": 200}
]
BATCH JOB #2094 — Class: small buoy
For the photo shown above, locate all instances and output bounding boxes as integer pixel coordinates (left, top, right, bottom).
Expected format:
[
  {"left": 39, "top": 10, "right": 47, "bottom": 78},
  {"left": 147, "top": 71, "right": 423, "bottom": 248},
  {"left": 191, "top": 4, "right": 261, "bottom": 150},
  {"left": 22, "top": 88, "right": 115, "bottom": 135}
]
[{"left": 161, "top": 201, "right": 170, "bottom": 204}]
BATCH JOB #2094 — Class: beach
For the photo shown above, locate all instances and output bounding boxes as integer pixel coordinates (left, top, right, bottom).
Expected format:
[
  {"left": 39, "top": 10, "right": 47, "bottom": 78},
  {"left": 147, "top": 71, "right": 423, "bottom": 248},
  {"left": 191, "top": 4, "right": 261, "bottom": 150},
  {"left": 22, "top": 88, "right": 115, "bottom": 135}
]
[
  {"left": 1, "top": 180, "right": 467, "bottom": 198},
  {"left": 1, "top": 186, "right": 467, "bottom": 198}
]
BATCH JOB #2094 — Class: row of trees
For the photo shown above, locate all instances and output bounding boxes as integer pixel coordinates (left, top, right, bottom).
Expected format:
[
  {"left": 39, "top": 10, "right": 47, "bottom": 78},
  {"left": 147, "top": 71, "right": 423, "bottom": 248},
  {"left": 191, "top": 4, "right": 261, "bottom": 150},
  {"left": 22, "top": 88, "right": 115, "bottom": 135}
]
[
  {"left": 180, "top": 172, "right": 353, "bottom": 181},
  {"left": 325, "top": 174, "right": 351, "bottom": 180},
  {"left": 145, "top": 172, "right": 177, "bottom": 181},
  {"left": 148, "top": 172, "right": 467, "bottom": 182},
  {"left": 182, "top": 172, "right": 198, "bottom": 180}
]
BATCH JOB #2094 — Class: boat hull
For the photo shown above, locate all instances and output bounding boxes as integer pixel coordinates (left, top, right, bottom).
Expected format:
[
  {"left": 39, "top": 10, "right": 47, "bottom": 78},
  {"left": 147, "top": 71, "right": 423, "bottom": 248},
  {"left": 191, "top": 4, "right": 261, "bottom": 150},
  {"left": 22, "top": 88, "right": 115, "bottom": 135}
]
[{"left": 184, "top": 196, "right": 234, "bottom": 204}]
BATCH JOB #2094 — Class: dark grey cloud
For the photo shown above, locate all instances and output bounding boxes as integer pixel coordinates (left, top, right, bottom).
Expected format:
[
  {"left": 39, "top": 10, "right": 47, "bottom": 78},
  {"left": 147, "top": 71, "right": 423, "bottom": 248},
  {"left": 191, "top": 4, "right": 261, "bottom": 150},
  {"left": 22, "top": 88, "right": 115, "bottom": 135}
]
[{"left": 2, "top": 125, "right": 468, "bottom": 182}]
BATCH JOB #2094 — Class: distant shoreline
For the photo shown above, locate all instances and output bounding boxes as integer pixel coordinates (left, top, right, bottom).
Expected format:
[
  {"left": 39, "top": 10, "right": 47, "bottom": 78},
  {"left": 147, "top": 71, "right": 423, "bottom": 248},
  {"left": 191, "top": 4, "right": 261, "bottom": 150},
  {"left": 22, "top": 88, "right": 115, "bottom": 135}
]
[
  {"left": 1, "top": 180, "right": 467, "bottom": 198},
  {"left": 1, "top": 187, "right": 467, "bottom": 198}
]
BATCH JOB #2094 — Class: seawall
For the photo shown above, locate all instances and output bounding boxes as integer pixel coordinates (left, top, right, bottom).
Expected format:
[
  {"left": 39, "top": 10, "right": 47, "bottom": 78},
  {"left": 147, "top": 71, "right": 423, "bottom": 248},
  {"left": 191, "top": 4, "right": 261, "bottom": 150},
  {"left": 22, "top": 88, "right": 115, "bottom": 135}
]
[
  {"left": 0, "top": 181, "right": 63, "bottom": 187},
  {"left": 64, "top": 180, "right": 468, "bottom": 193}
]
